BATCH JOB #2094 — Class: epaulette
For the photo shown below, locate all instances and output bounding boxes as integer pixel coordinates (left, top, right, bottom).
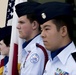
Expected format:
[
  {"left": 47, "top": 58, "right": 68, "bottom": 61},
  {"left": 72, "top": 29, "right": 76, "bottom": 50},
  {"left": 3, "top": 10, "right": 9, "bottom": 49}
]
[{"left": 71, "top": 52, "right": 76, "bottom": 62}]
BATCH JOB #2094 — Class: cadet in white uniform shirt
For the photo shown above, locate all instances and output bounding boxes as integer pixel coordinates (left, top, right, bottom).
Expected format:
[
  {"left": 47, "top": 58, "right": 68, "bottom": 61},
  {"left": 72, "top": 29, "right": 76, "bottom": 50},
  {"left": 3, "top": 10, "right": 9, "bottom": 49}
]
[
  {"left": 15, "top": 1, "right": 49, "bottom": 75},
  {"left": 35, "top": 2, "right": 76, "bottom": 75}
]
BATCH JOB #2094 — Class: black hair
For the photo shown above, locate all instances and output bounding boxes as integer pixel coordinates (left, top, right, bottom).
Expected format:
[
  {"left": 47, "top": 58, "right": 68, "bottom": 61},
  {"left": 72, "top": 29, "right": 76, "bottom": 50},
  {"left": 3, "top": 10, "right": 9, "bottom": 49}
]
[
  {"left": 52, "top": 15, "right": 74, "bottom": 40},
  {"left": 27, "top": 13, "right": 41, "bottom": 31}
]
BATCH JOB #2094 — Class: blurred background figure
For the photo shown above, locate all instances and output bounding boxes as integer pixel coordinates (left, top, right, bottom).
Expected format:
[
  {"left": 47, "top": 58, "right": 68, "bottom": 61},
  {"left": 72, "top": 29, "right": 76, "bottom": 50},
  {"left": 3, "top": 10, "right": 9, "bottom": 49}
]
[{"left": 0, "top": 26, "right": 12, "bottom": 75}]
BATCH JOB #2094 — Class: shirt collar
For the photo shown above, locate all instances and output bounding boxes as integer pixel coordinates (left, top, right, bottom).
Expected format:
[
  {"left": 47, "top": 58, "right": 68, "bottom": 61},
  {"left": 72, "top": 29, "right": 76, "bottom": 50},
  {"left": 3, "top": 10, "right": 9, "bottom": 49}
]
[
  {"left": 22, "top": 39, "right": 32, "bottom": 49},
  {"left": 22, "top": 33, "right": 40, "bottom": 49},
  {"left": 51, "top": 42, "right": 72, "bottom": 60},
  {"left": 57, "top": 42, "right": 76, "bottom": 65},
  {"left": 23, "top": 34, "right": 42, "bottom": 52}
]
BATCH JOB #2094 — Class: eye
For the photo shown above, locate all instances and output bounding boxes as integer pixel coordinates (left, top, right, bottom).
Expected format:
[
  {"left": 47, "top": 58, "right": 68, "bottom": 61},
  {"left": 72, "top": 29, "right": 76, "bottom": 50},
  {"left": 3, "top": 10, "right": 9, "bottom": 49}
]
[
  {"left": 45, "top": 28, "right": 50, "bottom": 31},
  {"left": 18, "top": 21, "right": 25, "bottom": 24}
]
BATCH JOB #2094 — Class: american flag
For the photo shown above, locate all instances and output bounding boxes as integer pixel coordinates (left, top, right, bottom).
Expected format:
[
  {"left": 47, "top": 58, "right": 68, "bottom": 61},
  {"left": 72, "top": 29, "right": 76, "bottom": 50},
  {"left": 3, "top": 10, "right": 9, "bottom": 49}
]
[
  {"left": 7, "top": 0, "right": 27, "bottom": 75},
  {"left": 6, "top": 0, "right": 15, "bottom": 26},
  {"left": 6, "top": 0, "right": 27, "bottom": 75}
]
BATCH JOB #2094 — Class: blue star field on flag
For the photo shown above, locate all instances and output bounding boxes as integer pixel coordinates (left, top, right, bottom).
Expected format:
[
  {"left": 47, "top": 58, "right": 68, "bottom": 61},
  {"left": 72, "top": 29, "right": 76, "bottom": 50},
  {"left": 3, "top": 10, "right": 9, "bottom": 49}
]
[{"left": 6, "top": 0, "right": 15, "bottom": 26}]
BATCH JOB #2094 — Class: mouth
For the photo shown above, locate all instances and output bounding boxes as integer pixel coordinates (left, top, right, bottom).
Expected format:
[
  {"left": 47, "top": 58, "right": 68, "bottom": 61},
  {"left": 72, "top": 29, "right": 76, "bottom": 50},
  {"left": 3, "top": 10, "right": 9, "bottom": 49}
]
[
  {"left": 43, "top": 41, "right": 46, "bottom": 43},
  {"left": 19, "top": 30, "right": 21, "bottom": 32},
  {"left": 43, "top": 41, "right": 47, "bottom": 44},
  {"left": 19, "top": 31, "right": 22, "bottom": 34},
  {"left": 43, "top": 40, "right": 47, "bottom": 42}
]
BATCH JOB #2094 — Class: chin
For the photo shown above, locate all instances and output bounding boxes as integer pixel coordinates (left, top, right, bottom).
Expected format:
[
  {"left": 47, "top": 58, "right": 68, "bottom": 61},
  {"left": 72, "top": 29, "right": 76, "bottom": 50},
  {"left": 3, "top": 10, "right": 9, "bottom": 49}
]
[
  {"left": 20, "top": 36, "right": 26, "bottom": 40},
  {"left": 46, "top": 48, "right": 51, "bottom": 51},
  {"left": 45, "top": 46, "right": 51, "bottom": 51},
  {"left": 19, "top": 35, "right": 23, "bottom": 39}
]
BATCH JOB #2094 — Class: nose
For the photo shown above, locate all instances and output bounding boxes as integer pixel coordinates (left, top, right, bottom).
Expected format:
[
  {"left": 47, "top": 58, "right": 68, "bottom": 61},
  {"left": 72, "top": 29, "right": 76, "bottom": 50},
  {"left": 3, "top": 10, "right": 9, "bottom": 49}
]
[
  {"left": 16, "top": 24, "right": 20, "bottom": 29},
  {"left": 40, "top": 30, "right": 45, "bottom": 38}
]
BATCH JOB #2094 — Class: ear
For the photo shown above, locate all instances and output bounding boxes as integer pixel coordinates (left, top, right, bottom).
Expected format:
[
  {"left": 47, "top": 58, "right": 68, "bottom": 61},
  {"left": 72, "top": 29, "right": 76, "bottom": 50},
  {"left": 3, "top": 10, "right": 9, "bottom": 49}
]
[
  {"left": 60, "top": 26, "right": 67, "bottom": 37},
  {"left": 32, "top": 21, "right": 39, "bottom": 30}
]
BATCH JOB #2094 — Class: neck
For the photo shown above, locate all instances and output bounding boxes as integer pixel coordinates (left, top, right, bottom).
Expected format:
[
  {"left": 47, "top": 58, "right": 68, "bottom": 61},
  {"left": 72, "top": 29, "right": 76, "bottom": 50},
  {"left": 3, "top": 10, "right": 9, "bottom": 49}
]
[
  {"left": 26, "top": 31, "right": 40, "bottom": 41},
  {"left": 60, "top": 37, "right": 71, "bottom": 49}
]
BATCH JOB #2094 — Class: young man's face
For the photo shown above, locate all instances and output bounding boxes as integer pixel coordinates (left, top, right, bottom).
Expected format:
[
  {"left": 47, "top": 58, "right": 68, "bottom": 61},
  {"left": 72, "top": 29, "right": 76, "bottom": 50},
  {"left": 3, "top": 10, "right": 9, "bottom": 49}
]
[
  {"left": 40, "top": 20, "right": 64, "bottom": 51},
  {"left": 17, "top": 15, "right": 34, "bottom": 41},
  {"left": 0, "top": 40, "right": 9, "bottom": 56}
]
